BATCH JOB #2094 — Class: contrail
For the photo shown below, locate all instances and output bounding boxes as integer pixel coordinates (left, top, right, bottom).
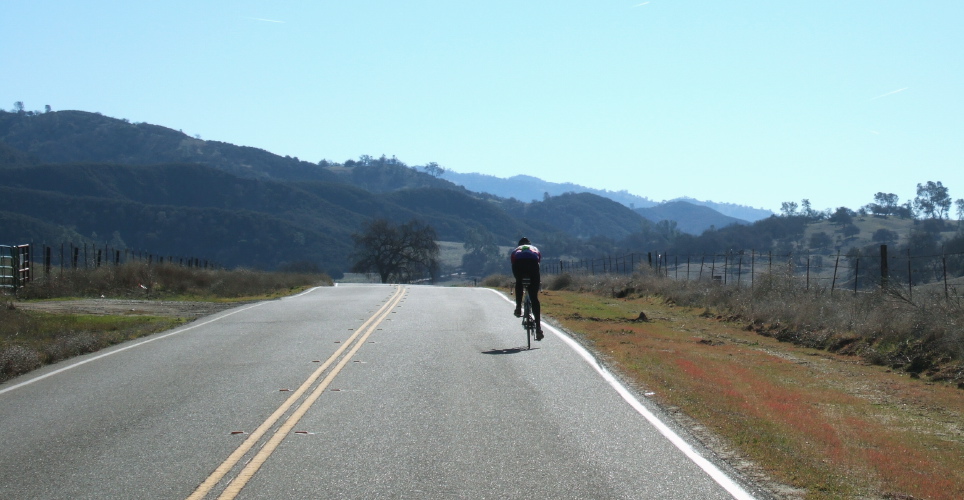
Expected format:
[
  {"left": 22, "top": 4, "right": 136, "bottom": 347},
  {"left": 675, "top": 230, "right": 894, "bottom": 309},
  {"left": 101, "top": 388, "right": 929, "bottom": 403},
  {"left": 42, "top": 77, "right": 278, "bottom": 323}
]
[
  {"left": 246, "top": 17, "right": 284, "bottom": 23},
  {"left": 634, "top": 2, "right": 651, "bottom": 6},
  {"left": 869, "top": 87, "right": 908, "bottom": 101}
]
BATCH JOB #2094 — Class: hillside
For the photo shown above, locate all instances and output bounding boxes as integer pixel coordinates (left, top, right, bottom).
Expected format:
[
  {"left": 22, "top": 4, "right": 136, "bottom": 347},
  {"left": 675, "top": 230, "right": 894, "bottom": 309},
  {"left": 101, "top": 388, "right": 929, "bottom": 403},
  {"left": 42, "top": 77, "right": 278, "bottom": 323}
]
[
  {"left": 1, "top": 111, "right": 624, "bottom": 272},
  {"left": 440, "top": 170, "right": 658, "bottom": 208},
  {"left": 636, "top": 201, "right": 746, "bottom": 235},
  {"left": 0, "top": 160, "right": 570, "bottom": 271},
  {"left": 4, "top": 107, "right": 925, "bottom": 278},
  {"left": 669, "top": 197, "right": 773, "bottom": 222},
  {"left": 0, "top": 110, "right": 338, "bottom": 183},
  {"left": 440, "top": 169, "right": 771, "bottom": 232},
  {"left": 522, "top": 192, "right": 647, "bottom": 240}
]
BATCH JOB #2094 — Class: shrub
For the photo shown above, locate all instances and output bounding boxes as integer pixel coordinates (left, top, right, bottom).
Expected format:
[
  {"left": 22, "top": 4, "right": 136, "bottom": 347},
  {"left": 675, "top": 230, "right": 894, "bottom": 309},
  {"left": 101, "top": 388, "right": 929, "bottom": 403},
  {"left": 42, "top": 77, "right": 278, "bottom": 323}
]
[
  {"left": 541, "top": 270, "right": 964, "bottom": 381},
  {"left": 0, "top": 345, "right": 42, "bottom": 377},
  {"left": 16, "top": 262, "right": 332, "bottom": 300},
  {"left": 546, "top": 273, "right": 573, "bottom": 291}
]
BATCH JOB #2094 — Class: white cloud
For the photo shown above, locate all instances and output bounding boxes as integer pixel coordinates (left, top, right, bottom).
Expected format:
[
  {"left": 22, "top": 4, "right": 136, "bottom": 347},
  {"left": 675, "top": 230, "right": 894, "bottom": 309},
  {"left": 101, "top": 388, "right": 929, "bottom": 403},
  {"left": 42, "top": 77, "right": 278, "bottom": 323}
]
[{"left": 869, "top": 87, "right": 908, "bottom": 101}]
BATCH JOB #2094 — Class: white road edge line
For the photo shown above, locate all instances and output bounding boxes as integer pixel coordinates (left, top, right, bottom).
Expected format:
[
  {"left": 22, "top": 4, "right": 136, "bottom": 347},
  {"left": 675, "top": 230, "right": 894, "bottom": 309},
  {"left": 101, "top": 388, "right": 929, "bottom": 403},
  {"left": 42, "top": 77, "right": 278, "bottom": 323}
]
[
  {"left": 486, "top": 288, "right": 756, "bottom": 500},
  {"left": 0, "top": 287, "right": 335, "bottom": 396},
  {"left": 0, "top": 287, "right": 340, "bottom": 396},
  {"left": 0, "top": 301, "right": 272, "bottom": 396}
]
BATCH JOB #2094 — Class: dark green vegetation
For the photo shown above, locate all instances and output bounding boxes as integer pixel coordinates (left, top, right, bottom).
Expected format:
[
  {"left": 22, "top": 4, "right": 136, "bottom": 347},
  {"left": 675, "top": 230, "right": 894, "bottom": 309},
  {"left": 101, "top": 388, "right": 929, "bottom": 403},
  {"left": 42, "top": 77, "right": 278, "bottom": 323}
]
[
  {"left": 0, "top": 109, "right": 635, "bottom": 275},
  {"left": 2, "top": 108, "right": 962, "bottom": 282},
  {"left": 0, "top": 262, "right": 329, "bottom": 382}
]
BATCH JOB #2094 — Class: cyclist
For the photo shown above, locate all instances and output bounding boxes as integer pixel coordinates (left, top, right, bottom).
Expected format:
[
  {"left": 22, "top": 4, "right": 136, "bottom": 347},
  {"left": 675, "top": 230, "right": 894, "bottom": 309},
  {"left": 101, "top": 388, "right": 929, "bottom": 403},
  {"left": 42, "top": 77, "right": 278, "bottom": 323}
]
[{"left": 510, "top": 237, "right": 543, "bottom": 340}]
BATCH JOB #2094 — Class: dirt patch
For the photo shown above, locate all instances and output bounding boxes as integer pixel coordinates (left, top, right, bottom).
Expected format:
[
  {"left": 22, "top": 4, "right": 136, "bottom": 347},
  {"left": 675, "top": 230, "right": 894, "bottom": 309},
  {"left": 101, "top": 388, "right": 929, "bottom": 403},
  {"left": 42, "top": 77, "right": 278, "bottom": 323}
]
[{"left": 12, "top": 298, "right": 247, "bottom": 319}]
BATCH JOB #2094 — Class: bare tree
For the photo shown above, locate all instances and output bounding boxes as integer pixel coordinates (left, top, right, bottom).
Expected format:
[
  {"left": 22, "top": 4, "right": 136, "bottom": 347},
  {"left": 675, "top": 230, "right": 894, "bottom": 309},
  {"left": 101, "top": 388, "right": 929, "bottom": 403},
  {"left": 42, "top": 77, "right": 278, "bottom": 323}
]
[{"left": 350, "top": 218, "right": 440, "bottom": 283}]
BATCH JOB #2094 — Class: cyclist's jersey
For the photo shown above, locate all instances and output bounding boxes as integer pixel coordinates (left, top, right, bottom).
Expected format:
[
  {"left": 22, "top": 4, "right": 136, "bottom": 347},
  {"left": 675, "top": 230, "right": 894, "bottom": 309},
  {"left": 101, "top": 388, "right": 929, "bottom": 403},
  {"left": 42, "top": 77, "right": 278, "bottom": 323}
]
[{"left": 510, "top": 244, "right": 541, "bottom": 263}]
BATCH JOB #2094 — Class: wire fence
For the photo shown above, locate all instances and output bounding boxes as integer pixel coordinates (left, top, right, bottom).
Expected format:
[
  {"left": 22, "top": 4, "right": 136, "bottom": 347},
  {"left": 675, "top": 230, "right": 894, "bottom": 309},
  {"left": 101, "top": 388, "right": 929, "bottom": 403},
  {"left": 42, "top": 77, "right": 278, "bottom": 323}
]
[
  {"left": 542, "top": 245, "right": 964, "bottom": 299},
  {"left": 2, "top": 242, "right": 217, "bottom": 290}
]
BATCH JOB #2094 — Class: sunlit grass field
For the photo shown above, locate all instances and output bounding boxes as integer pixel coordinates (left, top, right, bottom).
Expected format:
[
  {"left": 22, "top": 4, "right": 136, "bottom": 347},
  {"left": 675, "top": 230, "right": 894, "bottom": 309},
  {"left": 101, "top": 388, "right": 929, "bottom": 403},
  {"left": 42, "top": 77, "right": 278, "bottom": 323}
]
[{"left": 540, "top": 289, "right": 964, "bottom": 499}]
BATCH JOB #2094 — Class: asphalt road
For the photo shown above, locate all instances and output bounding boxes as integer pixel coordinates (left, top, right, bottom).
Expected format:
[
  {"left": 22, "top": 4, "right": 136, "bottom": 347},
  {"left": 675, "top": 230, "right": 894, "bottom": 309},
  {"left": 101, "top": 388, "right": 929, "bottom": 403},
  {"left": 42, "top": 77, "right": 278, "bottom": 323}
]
[{"left": 0, "top": 284, "right": 763, "bottom": 499}]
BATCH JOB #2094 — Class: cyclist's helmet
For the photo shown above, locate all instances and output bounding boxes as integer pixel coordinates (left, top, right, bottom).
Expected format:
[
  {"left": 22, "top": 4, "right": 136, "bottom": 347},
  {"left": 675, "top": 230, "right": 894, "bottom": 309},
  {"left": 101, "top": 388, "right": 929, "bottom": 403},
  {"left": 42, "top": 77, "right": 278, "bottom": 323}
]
[{"left": 518, "top": 237, "right": 530, "bottom": 246}]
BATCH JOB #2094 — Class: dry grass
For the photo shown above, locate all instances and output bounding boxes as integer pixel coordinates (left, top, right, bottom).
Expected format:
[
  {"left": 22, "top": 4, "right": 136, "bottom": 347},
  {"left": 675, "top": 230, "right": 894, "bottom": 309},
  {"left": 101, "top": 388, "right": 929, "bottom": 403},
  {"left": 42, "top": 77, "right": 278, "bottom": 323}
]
[
  {"left": 0, "top": 306, "right": 182, "bottom": 382},
  {"left": 1, "top": 262, "right": 332, "bottom": 382},
  {"left": 536, "top": 275, "right": 964, "bottom": 499},
  {"left": 547, "top": 269, "right": 964, "bottom": 384},
  {"left": 16, "top": 262, "right": 332, "bottom": 300}
]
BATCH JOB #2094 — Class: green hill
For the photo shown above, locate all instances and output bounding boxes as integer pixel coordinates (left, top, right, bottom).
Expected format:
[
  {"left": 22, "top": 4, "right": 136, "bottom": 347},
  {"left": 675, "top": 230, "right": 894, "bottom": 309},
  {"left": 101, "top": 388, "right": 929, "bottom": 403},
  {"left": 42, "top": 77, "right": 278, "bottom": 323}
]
[
  {"left": 0, "top": 110, "right": 338, "bottom": 183},
  {"left": 9, "top": 107, "right": 925, "bottom": 276},
  {"left": 523, "top": 192, "right": 647, "bottom": 240},
  {"left": 636, "top": 200, "right": 746, "bottom": 235}
]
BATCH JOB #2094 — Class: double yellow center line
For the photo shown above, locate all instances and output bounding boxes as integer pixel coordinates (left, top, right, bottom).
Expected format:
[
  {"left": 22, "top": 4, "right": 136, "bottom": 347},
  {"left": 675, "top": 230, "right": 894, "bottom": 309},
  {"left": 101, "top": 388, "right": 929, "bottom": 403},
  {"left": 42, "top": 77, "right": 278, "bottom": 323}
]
[{"left": 188, "top": 285, "right": 406, "bottom": 500}]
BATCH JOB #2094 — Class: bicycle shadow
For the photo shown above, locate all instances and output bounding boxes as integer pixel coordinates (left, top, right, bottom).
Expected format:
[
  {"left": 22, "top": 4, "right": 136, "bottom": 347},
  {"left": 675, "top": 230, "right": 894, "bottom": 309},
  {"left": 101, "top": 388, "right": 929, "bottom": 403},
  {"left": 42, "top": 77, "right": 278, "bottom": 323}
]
[{"left": 481, "top": 346, "right": 538, "bottom": 355}]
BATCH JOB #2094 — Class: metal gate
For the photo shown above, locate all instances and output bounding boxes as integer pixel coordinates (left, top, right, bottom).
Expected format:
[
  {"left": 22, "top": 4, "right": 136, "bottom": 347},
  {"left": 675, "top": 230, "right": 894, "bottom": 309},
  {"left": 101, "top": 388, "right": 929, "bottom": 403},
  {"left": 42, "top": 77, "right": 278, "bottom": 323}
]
[{"left": 0, "top": 244, "right": 31, "bottom": 291}]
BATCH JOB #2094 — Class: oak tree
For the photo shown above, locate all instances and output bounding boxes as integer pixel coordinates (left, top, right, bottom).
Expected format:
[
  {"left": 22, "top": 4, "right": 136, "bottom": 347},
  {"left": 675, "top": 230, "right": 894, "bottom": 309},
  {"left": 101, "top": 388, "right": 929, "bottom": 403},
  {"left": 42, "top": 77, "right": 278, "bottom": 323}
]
[{"left": 350, "top": 218, "right": 440, "bottom": 283}]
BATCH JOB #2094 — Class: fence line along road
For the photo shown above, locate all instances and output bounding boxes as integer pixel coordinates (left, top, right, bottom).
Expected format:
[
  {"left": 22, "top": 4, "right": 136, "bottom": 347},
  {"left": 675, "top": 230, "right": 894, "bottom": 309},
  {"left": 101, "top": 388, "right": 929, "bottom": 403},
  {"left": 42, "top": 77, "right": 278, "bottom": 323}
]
[{"left": 542, "top": 245, "right": 964, "bottom": 299}]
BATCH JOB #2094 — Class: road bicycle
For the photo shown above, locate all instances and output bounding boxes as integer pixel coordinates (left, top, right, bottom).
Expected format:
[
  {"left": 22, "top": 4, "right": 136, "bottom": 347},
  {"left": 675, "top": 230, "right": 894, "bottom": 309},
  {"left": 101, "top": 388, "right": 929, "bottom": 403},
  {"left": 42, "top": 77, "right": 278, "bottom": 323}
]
[{"left": 521, "top": 278, "right": 536, "bottom": 349}]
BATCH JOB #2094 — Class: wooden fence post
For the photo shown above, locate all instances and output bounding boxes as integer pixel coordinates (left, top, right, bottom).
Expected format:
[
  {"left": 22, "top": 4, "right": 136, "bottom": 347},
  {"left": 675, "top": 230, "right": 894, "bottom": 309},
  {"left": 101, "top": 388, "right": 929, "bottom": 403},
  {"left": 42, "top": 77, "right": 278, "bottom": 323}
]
[
  {"left": 880, "top": 244, "right": 888, "bottom": 289},
  {"left": 943, "top": 249, "right": 949, "bottom": 299},
  {"left": 723, "top": 252, "right": 729, "bottom": 285},
  {"left": 907, "top": 248, "right": 912, "bottom": 301},
  {"left": 750, "top": 250, "right": 755, "bottom": 290},
  {"left": 831, "top": 250, "right": 840, "bottom": 295},
  {"left": 854, "top": 256, "right": 859, "bottom": 295}
]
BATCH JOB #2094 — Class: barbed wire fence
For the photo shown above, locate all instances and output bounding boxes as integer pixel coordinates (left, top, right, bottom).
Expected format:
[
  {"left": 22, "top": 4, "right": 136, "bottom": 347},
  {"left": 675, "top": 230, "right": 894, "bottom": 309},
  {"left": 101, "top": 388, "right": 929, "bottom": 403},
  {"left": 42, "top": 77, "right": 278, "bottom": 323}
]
[
  {"left": 2, "top": 241, "right": 218, "bottom": 291},
  {"left": 542, "top": 245, "right": 964, "bottom": 300}
]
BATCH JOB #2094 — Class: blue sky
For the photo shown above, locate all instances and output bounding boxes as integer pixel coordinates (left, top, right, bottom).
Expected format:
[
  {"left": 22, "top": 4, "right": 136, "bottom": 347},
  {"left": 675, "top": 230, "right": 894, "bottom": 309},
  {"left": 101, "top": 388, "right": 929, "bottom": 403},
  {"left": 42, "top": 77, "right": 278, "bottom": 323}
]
[{"left": 3, "top": 1, "right": 962, "bottom": 214}]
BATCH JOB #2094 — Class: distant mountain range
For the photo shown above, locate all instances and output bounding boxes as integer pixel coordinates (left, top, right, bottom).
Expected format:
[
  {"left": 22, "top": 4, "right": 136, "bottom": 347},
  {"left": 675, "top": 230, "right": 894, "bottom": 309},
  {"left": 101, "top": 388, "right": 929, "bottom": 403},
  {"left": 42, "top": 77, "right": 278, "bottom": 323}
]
[
  {"left": 0, "top": 108, "right": 778, "bottom": 274},
  {"left": 441, "top": 170, "right": 772, "bottom": 224}
]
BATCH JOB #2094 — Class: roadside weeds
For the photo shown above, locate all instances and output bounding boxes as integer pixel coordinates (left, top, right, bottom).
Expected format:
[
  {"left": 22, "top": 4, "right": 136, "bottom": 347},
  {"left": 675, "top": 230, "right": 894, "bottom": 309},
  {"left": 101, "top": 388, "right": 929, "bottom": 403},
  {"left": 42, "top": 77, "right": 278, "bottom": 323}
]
[{"left": 541, "top": 290, "right": 964, "bottom": 500}]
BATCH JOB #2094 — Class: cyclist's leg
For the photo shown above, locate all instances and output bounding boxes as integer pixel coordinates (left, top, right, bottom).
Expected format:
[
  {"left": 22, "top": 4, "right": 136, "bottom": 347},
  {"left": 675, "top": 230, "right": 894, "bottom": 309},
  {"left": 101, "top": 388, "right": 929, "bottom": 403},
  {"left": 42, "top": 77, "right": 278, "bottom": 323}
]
[
  {"left": 511, "top": 261, "right": 523, "bottom": 316},
  {"left": 524, "top": 262, "right": 543, "bottom": 336},
  {"left": 530, "top": 280, "right": 541, "bottom": 326}
]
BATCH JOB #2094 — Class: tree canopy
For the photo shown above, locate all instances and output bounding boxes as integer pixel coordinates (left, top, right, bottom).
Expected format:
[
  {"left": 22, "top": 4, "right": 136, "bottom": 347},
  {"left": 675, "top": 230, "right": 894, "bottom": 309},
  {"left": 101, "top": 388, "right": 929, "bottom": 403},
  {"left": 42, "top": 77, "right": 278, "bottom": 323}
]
[{"left": 350, "top": 218, "right": 440, "bottom": 284}]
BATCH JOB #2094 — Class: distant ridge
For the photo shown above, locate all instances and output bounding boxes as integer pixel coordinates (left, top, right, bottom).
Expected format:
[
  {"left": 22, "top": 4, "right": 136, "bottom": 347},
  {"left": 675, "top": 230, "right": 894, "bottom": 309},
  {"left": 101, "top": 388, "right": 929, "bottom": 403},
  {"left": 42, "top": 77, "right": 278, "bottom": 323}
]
[
  {"left": 636, "top": 201, "right": 746, "bottom": 235},
  {"left": 441, "top": 171, "right": 658, "bottom": 208},
  {"left": 669, "top": 197, "right": 772, "bottom": 223},
  {"left": 441, "top": 170, "right": 772, "bottom": 223}
]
